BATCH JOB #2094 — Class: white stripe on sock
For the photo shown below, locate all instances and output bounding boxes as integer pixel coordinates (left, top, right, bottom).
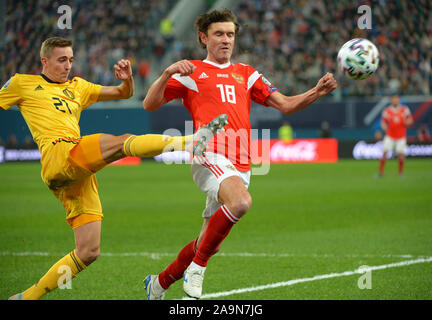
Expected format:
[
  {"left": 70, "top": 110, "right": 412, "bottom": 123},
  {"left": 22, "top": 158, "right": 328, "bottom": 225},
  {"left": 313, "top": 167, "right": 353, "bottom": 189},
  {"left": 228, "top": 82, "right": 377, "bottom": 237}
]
[{"left": 221, "top": 205, "right": 239, "bottom": 223}]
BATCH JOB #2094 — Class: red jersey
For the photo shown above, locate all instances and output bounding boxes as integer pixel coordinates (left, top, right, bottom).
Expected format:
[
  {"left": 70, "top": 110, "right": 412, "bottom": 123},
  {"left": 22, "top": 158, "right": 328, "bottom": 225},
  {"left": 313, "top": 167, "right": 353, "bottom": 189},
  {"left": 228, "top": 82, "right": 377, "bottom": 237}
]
[
  {"left": 381, "top": 105, "right": 412, "bottom": 139},
  {"left": 163, "top": 60, "right": 278, "bottom": 171}
]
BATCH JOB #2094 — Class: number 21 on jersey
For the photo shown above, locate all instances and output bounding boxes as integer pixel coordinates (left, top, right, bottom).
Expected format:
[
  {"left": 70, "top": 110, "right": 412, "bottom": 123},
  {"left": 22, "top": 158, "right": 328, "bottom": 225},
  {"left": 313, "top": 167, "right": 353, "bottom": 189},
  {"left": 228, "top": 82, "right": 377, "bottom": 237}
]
[{"left": 216, "top": 84, "right": 236, "bottom": 104}]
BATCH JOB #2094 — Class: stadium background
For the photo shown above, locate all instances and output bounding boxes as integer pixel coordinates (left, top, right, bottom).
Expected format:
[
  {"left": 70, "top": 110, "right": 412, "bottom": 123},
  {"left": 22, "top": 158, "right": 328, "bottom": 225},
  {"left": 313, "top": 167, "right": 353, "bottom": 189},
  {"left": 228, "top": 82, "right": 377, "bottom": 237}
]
[
  {"left": 0, "top": 0, "right": 431, "bottom": 153},
  {"left": 0, "top": 0, "right": 432, "bottom": 302}
]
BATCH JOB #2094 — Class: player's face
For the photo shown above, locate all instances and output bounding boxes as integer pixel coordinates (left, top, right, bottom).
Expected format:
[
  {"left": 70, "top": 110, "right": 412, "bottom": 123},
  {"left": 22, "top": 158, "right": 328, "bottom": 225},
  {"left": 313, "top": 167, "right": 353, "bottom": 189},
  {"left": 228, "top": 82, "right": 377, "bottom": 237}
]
[
  {"left": 42, "top": 47, "right": 74, "bottom": 82},
  {"left": 202, "top": 22, "right": 236, "bottom": 64},
  {"left": 391, "top": 96, "right": 400, "bottom": 107}
]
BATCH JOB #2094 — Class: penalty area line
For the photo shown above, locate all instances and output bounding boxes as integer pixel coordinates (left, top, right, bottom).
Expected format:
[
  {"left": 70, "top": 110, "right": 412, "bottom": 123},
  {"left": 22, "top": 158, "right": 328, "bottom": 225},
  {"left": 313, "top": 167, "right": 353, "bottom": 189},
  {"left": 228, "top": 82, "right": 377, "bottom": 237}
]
[{"left": 191, "top": 256, "right": 432, "bottom": 299}]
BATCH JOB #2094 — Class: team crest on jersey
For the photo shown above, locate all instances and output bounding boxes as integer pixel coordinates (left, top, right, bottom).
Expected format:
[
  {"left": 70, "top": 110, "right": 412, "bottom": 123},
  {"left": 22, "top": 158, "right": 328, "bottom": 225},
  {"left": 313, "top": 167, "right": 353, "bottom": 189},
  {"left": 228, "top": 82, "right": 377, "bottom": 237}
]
[
  {"left": 231, "top": 73, "right": 244, "bottom": 84},
  {"left": 1, "top": 78, "right": 11, "bottom": 90},
  {"left": 63, "top": 88, "right": 75, "bottom": 99}
]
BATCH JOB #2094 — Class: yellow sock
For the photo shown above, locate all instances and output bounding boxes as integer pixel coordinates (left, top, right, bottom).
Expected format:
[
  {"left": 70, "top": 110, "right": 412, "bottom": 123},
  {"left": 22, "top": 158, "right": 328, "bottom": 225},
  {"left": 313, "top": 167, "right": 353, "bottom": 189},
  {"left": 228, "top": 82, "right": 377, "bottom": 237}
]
[
  {"left": 23, "top": 250, "right": 86, "bottom": 300},
  {"left": 123, "top": 134, "right": 193, "bottom": 158}
]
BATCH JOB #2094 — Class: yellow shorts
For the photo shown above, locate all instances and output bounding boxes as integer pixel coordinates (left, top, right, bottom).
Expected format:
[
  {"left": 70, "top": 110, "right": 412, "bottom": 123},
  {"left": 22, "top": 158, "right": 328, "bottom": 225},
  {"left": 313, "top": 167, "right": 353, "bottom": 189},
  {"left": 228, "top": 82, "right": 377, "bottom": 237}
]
[{"left": 40, "top": 134, "right": 107, "bottom": 228}]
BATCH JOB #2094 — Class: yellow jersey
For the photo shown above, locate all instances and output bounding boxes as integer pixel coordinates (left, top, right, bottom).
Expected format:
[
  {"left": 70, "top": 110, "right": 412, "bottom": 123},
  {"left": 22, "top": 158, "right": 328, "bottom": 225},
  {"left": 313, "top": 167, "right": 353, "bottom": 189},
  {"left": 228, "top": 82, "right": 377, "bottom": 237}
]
[{"left": 0, "top": 73, "right": 102, "bottom": 154}]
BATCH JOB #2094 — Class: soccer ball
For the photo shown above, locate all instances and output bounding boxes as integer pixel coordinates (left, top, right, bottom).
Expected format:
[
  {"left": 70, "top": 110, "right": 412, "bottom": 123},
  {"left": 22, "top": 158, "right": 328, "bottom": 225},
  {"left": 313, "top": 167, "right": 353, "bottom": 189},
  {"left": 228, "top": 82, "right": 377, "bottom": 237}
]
[{"left": 337, "top": 38, "right": 379, "bottom": 80}]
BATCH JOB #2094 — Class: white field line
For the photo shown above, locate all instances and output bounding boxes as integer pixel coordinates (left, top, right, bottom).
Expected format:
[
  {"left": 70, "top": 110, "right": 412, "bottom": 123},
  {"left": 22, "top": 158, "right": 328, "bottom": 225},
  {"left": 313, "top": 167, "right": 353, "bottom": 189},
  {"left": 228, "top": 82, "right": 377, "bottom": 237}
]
[
  {"left": 0, "top": 251, "right": 429, "bottom": 260},
  {"left": 190, "top": 257, "right": 432, "bottom": 300},
  {"left": 2, "top": 251, "right": 431, "bottom": 299}
]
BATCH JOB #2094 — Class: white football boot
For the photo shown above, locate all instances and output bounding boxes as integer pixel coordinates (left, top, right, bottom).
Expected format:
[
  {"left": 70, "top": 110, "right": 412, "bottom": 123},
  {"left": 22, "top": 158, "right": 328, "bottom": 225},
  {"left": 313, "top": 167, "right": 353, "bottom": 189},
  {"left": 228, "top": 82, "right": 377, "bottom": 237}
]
[
  {"left": 192, "top": 113, "right": 228, "bottom": 156},
  {"left": 144, "top": 275, "right": 166, "bottom": 300},
  {"left": 183, "top": 262, "right": 206, "bottom": 299}
]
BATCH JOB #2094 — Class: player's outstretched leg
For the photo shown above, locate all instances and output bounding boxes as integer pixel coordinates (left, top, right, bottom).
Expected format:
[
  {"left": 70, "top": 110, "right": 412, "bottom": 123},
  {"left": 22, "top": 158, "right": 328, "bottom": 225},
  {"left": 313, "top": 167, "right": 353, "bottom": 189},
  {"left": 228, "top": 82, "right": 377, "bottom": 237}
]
[
  {"left": 107, "top": 114, "right": 228, "bottom": 162},
  {"left": 192, "top": 114, "right": 228, "bottom": 156},
  {"left": 122, "top": 134, "right": 193, "bottom": 158}
]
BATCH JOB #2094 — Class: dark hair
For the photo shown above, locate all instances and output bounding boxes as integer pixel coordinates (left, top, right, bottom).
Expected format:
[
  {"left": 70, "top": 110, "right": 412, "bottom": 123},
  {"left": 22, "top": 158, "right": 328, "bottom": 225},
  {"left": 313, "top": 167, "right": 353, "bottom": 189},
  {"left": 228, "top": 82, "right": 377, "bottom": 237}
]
[{"left": 194, "top": 9, "right": 240, "bottom": 49}]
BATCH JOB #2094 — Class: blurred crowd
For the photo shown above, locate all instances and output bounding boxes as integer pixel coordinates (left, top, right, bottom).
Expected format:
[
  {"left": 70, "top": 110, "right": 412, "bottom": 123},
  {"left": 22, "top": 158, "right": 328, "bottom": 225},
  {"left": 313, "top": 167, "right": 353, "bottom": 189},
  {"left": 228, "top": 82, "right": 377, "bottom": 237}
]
[
  {"left": 1, "top": 0, "right": 431, "bottom": 97},
  {"left": 177, "top": 0, "right": 432, "bottom": 97},
  {"left": 1, "top": 0, "right": 177, "bottom": 89},
  {"left": 239, "top": 0, "right": 432, "bottom": 96}
]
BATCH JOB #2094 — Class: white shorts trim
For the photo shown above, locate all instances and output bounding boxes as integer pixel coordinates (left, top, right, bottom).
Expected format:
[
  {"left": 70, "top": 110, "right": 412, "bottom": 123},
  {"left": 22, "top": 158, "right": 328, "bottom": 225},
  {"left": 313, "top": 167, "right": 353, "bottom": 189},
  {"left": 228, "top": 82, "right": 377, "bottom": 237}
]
[
  {"left": 191, "top": 152, "right": 251, "bottom": 218},
  {"left": 382, "top": 136, "right": 407, "bottom": 154}
]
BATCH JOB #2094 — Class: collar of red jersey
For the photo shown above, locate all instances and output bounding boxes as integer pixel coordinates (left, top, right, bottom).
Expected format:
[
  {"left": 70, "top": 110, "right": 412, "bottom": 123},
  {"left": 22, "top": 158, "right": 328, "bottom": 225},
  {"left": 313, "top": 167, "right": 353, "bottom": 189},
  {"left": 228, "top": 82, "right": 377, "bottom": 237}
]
[{"left": 203, "top": 59, "right": 231, "bottom": 69}]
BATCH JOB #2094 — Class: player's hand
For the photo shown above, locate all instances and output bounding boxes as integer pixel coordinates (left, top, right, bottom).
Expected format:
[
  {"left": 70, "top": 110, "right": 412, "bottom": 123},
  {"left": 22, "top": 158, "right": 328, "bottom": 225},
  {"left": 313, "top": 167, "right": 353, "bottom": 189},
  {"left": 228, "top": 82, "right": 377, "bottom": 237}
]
[
  {"left": 165, "top": 60, "right": 196, "bottom": 77},
  {"left": 114, "top": 59, "right": 133, "bottom": 80},
  {"left": 315, "top": 73, "right": 337, "bottom": 97}
]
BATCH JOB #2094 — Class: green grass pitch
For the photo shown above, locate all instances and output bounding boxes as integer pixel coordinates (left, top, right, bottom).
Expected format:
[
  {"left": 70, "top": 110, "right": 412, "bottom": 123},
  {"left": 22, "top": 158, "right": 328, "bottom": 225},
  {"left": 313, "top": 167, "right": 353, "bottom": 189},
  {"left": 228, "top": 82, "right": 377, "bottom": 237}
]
[{"left": 0, "top": 159, "right": 431, "bottom": 300}]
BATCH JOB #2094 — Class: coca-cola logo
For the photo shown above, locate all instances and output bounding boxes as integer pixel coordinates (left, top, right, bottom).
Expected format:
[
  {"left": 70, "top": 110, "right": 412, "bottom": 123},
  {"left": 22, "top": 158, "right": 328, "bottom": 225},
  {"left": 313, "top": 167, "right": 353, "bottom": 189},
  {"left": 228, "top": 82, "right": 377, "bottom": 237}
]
[{"left": 270, "top": 141, "right": 318, "bottom": 162}]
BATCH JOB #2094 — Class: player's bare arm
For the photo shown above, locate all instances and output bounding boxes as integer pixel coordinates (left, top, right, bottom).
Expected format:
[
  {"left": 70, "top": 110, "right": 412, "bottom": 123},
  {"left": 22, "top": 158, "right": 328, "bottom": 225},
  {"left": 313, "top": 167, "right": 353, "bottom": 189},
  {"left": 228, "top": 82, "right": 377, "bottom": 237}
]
[
  {"left": 266, "top": 72, "right": 337, "bottom": 114},
  {"left": 98, "top": 59, "right": 134, "bottom": 101},
  {"left": 405, "top": 114, "right": 414, "bottom": 127},
  {"left": 381, "top": 119, "right": 389, "bottom": 132},
  {"left": 143, "top": 59, "right": 196, "bottom": 111}
]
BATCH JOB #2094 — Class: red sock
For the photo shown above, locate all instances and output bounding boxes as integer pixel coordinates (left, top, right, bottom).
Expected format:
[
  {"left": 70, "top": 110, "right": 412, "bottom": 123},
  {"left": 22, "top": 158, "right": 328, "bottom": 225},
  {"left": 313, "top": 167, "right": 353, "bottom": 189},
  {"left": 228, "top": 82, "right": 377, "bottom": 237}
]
[
  {"left": 379, "top": 157, "right": 386, "bottom": 175},
  {"left": 193, "top": 205, "right": 239, "bottom": 267},
  {"left": 398, "top": 158, "right": 404, "bottom": 174},
  {"left": 158, "top": 239, "right": 197, "bottom": 289}
]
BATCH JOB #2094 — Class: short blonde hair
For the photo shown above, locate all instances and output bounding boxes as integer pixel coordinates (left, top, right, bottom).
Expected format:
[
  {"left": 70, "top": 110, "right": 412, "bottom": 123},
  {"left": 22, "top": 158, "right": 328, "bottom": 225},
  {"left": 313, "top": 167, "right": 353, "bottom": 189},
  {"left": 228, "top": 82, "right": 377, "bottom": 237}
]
[{"left": 40, "top": 37, "right": 73, "bottom": 58}]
